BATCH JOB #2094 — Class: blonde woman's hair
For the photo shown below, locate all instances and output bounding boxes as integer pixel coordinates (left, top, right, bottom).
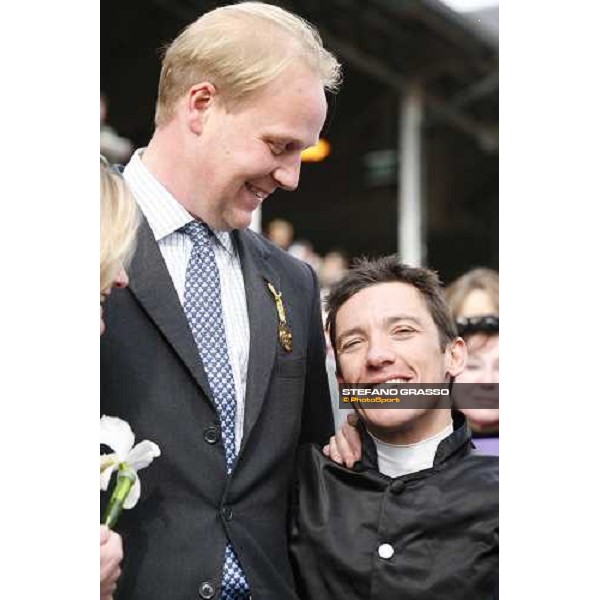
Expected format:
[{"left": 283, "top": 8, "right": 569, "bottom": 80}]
[
  {"left": 100, "top": 158, "right": 140, "bottom": 292},
  {"left": 155, "top": 1, "right": 342, "bottom": 127},
  {"left": 445, "top": 268, "right": 499, "bottom": 320}
]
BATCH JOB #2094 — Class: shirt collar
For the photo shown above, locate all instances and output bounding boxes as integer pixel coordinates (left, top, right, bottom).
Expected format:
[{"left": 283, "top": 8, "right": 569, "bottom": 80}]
[
  {"left": 123, "top": 148, "right": 235, "bottom": 256},
  {"left": 358, "top": 410, "right": 472, "bottom": 475},
  {"left": 370, "top": 422, "right": 453, "bottom": 479}
]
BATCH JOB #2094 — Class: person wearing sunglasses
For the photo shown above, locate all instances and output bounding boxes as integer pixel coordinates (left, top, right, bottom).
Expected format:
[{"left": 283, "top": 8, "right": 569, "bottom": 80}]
[
  {"left": 455, "top": 315, "right": 499, "bottom": 455},
  {"left": 446, "top": 269, "right": 499, "bottom": 455}
]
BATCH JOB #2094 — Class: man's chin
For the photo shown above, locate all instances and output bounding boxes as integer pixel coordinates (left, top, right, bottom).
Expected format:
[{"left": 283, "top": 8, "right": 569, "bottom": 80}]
[
  {"left": 222, "top": 210, "right": 254, "bottom": 231},
  {"left": 361, "top": 409, "right": 421, "bottom": 430}
]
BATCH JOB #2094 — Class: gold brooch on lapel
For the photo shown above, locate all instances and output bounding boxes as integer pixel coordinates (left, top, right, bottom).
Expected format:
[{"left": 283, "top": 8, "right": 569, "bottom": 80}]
[{"left": 266, "top": 281, "right": 293, "bottom": 353}]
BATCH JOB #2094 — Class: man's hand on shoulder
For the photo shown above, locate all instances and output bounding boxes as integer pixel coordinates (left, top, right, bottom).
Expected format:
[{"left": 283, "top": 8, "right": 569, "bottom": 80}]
[{"left": 323, "top": 413, "right": 361, "bottom": 468}]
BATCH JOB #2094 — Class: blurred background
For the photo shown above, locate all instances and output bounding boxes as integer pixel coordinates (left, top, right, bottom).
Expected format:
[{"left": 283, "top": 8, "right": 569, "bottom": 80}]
[{"left": 101, "top": 0, "right": 498, "bottom": 285}]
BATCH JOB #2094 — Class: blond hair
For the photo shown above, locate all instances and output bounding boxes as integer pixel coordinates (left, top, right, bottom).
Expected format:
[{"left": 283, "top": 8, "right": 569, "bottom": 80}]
[
  {"left": 100, "top": 158, "right": 140, "bottom": 292},
  {"left": 155, "top": 2, "right": 342, "bottom": 126},
  {"left": 445, "top": 268, "right": 499, "bottom": 319}
]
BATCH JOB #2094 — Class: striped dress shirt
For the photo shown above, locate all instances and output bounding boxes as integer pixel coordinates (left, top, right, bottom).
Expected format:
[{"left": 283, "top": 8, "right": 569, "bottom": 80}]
[{"left": 124, "top": 149, "right": 250, "bottom": 452}]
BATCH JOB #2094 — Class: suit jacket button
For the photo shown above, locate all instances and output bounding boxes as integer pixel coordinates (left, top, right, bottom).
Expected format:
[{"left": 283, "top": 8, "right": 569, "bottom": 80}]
[
  {"left": 221, "top": 505, "right": 233, "bottom": 521},
  {"left": 204, "top": 426, "right": 220, "bottom": 445},
  {"left": 199, "top": 581, "right": 215, "bottom": 599},
  {"left": 378, "top": 543, "right": 394, "bottom": 559}
]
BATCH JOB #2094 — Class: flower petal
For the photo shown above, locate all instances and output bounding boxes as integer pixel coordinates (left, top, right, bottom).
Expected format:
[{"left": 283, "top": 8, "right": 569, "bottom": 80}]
[
  {"left": 100, "top": 415, "right": 135, "bottom": 460},
  {"left": 123, "top": 473, "right": 140, "bottom": 509},
  {"left": 127, "top": 440, "right": 161, "bottom": 472},
  {"left": 100, "top": 456, "right": 117, "bottom": 491}
]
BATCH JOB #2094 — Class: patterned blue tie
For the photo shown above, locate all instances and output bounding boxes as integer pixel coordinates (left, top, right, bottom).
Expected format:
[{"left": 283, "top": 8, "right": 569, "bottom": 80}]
[{"left": 181, "top": 221, "right": 250, "bottom": 600}]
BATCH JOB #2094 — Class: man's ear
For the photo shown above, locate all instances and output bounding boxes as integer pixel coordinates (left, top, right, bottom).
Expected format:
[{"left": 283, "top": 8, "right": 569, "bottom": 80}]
[
  {"left": 445, "top": 337, "right": 467, "bottom": 379},
  {"left": 186, "top": 82, "right": 217, "bottom": 135}
]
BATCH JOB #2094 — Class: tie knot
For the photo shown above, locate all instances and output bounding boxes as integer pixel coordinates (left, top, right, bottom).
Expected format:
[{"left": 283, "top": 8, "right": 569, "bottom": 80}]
[{"left": 182, "top": 220, "right": 211, "bottom": 246}]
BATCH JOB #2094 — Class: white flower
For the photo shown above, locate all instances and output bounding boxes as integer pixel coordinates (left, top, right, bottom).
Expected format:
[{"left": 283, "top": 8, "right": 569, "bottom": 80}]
[{"left": 100, "top": 415, "right": 161, "bottom": 509}]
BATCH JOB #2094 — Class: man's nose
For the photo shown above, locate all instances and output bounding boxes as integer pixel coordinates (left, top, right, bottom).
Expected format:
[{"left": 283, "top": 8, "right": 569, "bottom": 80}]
[
  {"left": 366, "top": 338, "right": 395, "bottom": 369},
  {"left": 114, "top": 267, "right": 129, "bottom": 289},
  {"left": 273, "top": 155, "right": 301, "bottom": 191}
]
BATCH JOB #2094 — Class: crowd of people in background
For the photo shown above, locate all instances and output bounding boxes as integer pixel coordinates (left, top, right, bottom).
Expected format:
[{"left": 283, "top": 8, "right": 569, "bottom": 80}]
[
  {"left": 100, "top": 92, "right": 133, "bottom": 166},
  {"left": 265, "top": 218, "right": 349, "bottom": 291}
]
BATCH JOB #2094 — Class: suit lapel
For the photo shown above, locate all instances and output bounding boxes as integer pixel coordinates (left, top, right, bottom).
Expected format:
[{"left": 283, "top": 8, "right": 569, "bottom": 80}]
[
  {"left": 235, "top": 230, "right": 279, "bottom": 445},
  {"left": 128, "top": 218, "right": 214, "bottom": 404}
]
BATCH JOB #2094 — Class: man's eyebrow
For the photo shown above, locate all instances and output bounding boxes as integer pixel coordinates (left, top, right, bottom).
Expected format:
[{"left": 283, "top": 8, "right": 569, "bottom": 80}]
[
  {"left": 337, "top": 315, "right": 423, "bottom": 343},
  {"left": 382, "top": 315, "right": 424, "bottom": 328},
  {"left": 336, "top": 314, "right": 425, "bottom": 345},
  {"left": 265, "top": 134, "right": 316, "bottom": 150},
  {"left": 336, "top": 326, "right": 364, "bottom": 344}
]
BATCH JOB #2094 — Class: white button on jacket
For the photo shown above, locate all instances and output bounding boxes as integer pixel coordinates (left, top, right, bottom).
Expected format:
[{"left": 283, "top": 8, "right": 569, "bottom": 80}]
[{"left": 378, "top": 543, "right": 394, "bottom": 559}]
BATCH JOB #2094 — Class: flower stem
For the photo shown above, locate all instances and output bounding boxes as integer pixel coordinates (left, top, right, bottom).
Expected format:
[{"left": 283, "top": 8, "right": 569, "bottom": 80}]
[{"left": 103, "top": 465, "right": 136, "bottom": 529}]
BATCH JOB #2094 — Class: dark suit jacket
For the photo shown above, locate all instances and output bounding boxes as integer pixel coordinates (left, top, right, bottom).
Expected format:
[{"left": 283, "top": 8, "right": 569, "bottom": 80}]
[{"left": 101, "top": 219, "right": 333, "bottom": 600}]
